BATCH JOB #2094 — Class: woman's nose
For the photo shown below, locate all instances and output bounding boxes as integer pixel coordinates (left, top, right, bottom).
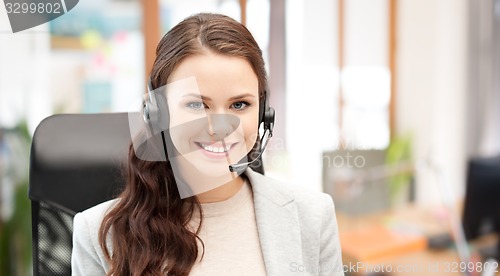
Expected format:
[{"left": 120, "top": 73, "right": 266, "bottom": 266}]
[{"left": 207, "top": 114, "right": 240, "bottom": 140}]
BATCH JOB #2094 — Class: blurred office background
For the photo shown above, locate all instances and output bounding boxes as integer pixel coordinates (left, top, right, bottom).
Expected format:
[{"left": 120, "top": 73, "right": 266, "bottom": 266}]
[{"left": 1, "top": 0, "right": 499, "bottom": 275}]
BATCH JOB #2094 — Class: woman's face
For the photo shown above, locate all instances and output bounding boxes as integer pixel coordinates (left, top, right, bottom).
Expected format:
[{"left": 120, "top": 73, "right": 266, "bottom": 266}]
[{"left": 165, "top": 50, "right": 260, "bottom": 195}]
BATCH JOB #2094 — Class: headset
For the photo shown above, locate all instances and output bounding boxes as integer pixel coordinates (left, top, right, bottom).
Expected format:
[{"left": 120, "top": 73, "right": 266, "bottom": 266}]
[{"left": 142, "top": 78, "right": 275, "bottom": 172}]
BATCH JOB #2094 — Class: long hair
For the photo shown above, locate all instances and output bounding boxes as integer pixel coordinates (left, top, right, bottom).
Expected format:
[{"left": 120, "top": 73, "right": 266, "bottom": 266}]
[{"left": 98, "top": 13, "right": 268, "bottom": 276}]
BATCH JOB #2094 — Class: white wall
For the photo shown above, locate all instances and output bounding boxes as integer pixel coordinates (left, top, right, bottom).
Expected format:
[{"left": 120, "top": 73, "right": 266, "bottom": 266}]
[
  {"left": 0, "top": 5, "right": 52, "bottom": 135},
  {"left": 280, "top": 0, "right": 338, "bottom": 191},
  {"left": 397, "top": 0, "right": 468, "bottom": 204}
]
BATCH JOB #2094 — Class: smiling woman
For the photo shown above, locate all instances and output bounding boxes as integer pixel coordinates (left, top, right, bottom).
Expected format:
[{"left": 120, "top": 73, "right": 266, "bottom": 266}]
[{"left": 70, "top": 13, "right": 344, "bottom": 276}]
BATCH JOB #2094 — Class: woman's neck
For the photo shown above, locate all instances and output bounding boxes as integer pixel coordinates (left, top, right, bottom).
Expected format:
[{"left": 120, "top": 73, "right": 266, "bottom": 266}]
[{"left": 195, "top": 175, "right": 245, "bottom": 203}]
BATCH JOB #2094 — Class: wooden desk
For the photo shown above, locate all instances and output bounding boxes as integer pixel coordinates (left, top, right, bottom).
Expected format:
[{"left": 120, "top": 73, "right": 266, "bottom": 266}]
[{"left": 337, "top": 205, "right": 499, "bottom": 275}]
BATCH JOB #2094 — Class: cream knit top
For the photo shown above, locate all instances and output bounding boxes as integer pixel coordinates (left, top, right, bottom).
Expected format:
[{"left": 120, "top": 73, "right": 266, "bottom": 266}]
[{"left": 187, "top": 179, "right": 267, "bottom": 276}]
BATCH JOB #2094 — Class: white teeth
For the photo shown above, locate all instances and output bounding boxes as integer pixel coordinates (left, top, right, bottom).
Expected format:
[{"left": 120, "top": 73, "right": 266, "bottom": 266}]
[{"left": 200, "top": 143, "right": 230, "bottom": 153}]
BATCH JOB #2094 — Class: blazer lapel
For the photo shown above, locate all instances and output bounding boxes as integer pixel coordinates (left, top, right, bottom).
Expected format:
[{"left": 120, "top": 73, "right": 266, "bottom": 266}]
[{"left": 245, "top": 169, "right": 304, "bottom": 275}]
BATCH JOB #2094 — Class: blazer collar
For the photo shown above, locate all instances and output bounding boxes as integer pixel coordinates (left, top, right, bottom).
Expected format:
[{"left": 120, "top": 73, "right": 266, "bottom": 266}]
[
  {"left": 245, "top": 168, "right": 294, "bottom": 206},
  {"left": 244, "top": 169, "right": 304, "bottom": 275}
]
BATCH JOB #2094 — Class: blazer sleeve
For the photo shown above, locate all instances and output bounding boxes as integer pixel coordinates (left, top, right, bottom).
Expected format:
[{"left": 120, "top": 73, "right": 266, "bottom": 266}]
[
  {"left": 319, "top": 194, "right": 344, "bottom": 276},
  {"left": 71, "top": 212, "right": 107, "bottom": 276}
]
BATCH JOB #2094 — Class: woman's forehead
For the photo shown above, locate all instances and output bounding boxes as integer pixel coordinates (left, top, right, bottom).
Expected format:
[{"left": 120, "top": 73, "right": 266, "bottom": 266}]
[{"left": 166, "top": 52, "right": 259, "bottom": 97}]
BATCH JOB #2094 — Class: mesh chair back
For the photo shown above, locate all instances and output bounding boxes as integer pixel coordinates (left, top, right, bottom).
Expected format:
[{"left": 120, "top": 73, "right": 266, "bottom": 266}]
[{"left": 29, "top": 113, "right": 130, "bottom": 276}]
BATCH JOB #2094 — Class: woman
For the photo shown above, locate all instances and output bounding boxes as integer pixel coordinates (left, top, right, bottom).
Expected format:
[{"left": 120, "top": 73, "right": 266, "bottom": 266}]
[{"left": 71, "top": 13, "right": 344, "bottom": 276}]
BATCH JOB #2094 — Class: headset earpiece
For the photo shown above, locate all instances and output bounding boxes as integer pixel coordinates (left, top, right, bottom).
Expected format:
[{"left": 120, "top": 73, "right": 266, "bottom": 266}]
[
  {"left": 259, "top": 90, "right": 275, "bottom": 135},
  {"left": 143, "top": 79, "right": 169, "bottom": 133},
  {"left": 263, "top": 107, "right": 275, "bottom": 136},
  {"left": 143, "top": 89, "right": 158, "bottom": 123}
]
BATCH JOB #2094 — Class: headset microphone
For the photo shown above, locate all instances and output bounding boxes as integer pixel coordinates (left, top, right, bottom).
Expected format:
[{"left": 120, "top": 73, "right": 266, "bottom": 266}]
[{"left": 229, "top": 106, "right": 275, "bottom": 173}]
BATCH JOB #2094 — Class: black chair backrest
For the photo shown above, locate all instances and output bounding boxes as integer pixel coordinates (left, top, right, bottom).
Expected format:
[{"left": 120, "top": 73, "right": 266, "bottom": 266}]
[{"left": 29, "top": 113, "right": 131, "bottom": 276}]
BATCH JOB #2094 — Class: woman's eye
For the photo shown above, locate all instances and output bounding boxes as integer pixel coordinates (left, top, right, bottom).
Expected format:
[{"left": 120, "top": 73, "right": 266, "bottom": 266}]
[
  {"left": 231, "top": 101, "right": 250, "bottom": 110},
  {"left": 186, "top": 102, "right": 205, "bottom": 110}
]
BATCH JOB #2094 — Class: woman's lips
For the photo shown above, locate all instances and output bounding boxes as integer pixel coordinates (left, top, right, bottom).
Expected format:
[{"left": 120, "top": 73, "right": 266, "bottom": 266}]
[{"left": 194, "top": 141, "right": 238, "bottom": 159}]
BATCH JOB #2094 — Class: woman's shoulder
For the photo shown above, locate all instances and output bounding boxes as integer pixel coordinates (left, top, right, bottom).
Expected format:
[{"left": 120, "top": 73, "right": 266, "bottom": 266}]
[
  {"left": 74, "top": 199, "right": 119, "bottom": 238},
  {"left": 245, "top": 169, "right": 335, "bottom": 213},
  {"left": 77, "top": 199, "right": 119, "bottom": 223},
  {"left": 72, "top": 199, "right": 118, "bottom": 274}
]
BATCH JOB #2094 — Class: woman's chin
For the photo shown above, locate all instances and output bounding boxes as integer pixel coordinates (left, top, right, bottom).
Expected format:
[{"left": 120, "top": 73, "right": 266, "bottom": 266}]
[
  {"left": 166, "top": 146, "right": 251, "bottom": 196},
  {"left": 193, "top": 161, "right": 233, "bottom": 178}
]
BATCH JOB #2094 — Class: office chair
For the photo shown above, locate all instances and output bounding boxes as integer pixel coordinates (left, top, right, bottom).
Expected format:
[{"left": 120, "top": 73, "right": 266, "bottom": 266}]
[{"left": 29, "top": 113, "right": 131, "bottom": 276}]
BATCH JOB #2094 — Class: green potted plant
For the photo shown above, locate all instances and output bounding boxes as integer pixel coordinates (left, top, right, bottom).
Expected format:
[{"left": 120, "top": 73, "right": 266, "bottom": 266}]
[
  {"left": 385, "top": 133, "right": 413, "bottom": 208},
  {"left": 0, "top": 120, "right": 32, "bottom": 275}
]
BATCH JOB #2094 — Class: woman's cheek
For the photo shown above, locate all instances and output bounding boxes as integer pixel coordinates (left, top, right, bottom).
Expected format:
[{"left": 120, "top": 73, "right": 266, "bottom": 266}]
[
  {"left": 242, "top": 114, "right": 260, "bottom": 149},
  {"left": 168, "top": 112, "right": 207, "bottom": 155}
]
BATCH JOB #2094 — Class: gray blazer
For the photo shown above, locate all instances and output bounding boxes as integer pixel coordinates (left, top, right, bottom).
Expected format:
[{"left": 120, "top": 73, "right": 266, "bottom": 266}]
[{"left": 71, "top": 169, "right": 344, "bottom": 275}]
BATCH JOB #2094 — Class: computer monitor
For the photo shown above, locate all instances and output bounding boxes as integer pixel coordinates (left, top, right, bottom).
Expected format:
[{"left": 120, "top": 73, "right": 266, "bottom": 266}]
[{"left": 462, "top": 155, "right": 500, "bottom": 259}]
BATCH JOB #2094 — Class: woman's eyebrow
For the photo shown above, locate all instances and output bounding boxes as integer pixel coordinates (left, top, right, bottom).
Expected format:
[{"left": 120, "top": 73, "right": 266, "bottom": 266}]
[
  {"left": 228, "top": 93, "right": 256, "bottom": 101},
  {"left": 182, "top": 93, "right": 256, "bottom": 101},
  {"left": 182, "top": 93, "right": 209, "bottom": 100}
]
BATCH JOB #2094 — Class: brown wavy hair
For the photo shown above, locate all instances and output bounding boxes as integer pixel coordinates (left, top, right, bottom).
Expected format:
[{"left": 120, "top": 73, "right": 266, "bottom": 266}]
[{"left": 98, "top": 13, "right": 268, "bottom": 276}]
